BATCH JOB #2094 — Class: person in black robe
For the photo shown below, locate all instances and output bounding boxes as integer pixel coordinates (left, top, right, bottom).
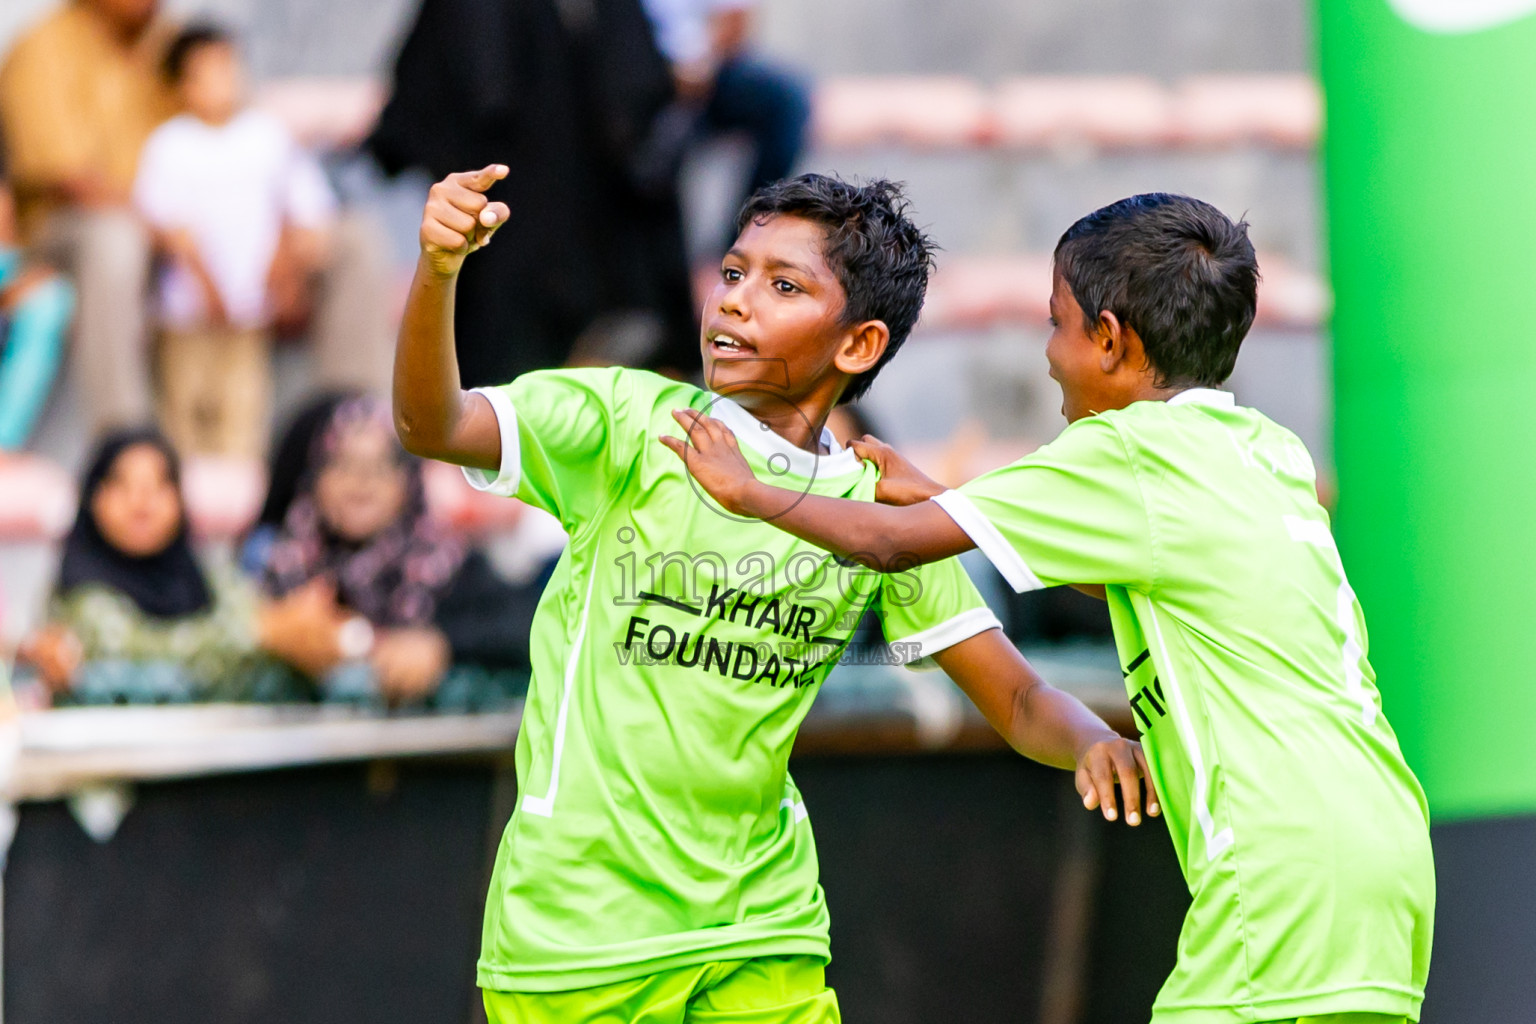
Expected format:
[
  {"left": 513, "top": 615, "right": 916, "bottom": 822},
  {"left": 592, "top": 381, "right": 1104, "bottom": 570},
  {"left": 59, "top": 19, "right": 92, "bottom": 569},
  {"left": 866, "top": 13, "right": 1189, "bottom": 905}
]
[{"left": 366, "top": 0, "right": 699, "bottom": 386}]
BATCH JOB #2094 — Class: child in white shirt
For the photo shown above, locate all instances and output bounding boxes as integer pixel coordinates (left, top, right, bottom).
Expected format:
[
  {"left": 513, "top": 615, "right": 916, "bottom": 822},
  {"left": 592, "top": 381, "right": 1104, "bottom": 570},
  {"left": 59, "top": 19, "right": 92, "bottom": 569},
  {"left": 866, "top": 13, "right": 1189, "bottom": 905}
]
[{"left": 133, "top": 24, "right": 336, "bottom": 458}]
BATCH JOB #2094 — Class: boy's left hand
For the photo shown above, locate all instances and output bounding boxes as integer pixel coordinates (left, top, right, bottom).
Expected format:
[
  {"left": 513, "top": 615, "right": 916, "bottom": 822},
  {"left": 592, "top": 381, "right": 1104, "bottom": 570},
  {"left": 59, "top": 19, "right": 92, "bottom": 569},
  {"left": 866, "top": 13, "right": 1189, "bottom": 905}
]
[
  {"left": 849, "top": 434, "right": 945, "bottom": 506},
  {"left": 1075, "top": 735, "right": 1160, "bottom": 826},
  {"left": 661, "top": 408, "right": 764, "bottom": 517}
]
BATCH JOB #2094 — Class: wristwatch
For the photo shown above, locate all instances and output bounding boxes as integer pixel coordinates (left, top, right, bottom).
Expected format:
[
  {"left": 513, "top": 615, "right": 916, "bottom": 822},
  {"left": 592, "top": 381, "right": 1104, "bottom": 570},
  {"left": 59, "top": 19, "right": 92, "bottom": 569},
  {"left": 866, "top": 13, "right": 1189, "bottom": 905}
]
[{"left": 337, "top": 616, "right": 376, "bottom": 661}]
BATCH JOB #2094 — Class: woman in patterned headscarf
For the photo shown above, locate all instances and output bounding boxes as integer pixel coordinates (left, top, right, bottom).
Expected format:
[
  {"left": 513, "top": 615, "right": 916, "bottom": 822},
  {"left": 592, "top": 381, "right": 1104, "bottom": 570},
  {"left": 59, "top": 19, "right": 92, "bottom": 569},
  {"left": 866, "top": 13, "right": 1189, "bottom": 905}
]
[{"left": 259, "top": 395, "right": 536, "bottom": 702}]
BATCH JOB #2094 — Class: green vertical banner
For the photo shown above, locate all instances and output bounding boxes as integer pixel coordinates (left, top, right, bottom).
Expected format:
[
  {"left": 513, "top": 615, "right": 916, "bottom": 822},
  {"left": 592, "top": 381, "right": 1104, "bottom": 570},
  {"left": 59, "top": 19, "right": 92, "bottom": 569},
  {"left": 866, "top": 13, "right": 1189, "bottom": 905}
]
[{"left": 1319, "top": 1, "right": 1536, "bottom": 819}]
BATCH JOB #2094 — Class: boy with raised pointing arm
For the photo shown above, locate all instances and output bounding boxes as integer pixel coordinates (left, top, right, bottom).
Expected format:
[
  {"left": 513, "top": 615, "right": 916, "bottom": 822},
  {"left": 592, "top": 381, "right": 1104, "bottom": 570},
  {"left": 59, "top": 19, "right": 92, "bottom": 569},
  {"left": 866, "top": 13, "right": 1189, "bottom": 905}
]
[{"left": 396, "top": 165, "right": 1156, "bottom": 1023}]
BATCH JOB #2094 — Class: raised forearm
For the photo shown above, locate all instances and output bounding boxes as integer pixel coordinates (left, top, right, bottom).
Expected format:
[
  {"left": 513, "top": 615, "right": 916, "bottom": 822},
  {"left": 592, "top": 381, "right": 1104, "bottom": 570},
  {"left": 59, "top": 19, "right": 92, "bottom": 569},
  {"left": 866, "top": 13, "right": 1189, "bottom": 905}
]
[
  {"left": 393, "top": 166, "right": 510, "bottom": 470},
  {"left": 392, "top": 260, "right": 473, "bottom": 458}
]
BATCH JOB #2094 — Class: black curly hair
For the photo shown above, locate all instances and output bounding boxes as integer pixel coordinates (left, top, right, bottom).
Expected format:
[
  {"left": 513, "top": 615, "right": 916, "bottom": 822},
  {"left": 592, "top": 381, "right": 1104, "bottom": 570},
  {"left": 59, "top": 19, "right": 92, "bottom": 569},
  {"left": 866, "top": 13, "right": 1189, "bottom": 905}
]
[{"left": 735, "top": 174, "right": 937, "bottom": 403}]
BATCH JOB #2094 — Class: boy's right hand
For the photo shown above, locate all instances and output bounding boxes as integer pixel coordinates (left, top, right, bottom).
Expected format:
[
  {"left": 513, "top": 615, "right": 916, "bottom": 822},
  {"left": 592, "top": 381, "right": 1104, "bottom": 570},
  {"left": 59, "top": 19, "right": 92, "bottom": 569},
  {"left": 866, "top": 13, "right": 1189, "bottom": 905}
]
[{"left": 420, "top": 165, "right": 511, "bottom": 279}]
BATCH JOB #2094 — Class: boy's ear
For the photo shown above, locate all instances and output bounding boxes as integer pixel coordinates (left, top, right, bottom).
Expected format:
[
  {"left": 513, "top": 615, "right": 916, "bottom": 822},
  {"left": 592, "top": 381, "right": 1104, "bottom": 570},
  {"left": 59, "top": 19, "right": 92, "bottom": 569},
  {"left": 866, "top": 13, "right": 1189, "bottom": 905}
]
[
  {"left": 833, "top": 320, "right": 891, "bottom": 378},
  {"left": 1096, "top": 310, "right": 1130, "bottom": 373}
]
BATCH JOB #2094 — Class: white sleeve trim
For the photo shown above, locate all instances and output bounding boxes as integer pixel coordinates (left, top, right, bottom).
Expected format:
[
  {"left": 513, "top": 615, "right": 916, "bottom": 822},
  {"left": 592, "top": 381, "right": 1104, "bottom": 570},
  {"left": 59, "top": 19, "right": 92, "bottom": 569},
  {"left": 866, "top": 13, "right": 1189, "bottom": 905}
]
[
  {"left": 461, "top": 387, "right": 522, "bottom": 497},
  {"left": 931, "top": 490, "right": 1045, "bottom": 594},
  {"left": 887, "top": 606, "right": 1003, "bottom": 671}
]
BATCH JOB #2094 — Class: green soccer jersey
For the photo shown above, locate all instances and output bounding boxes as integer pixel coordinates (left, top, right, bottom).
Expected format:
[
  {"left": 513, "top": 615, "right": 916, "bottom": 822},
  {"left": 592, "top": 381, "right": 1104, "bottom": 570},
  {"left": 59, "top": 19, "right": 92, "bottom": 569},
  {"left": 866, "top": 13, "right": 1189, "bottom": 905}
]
[
  {"left": 464, "top": 367, "right": 1001, "bottom": 992},
  {"left": 932, "top": 389, "right": 1434, "bottom": 1024}
]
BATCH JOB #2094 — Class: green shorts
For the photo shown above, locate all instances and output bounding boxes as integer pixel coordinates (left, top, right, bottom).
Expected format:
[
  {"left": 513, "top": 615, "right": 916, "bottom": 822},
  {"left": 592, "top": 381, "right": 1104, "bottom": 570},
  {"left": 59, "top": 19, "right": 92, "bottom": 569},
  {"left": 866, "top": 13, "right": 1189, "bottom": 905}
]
[
  {"left": 1262, "top": 1015, "right": 1410, "bottom": 1024},
  {"left": 482, "top": 955, "right": 840, "bottom": 1024}
]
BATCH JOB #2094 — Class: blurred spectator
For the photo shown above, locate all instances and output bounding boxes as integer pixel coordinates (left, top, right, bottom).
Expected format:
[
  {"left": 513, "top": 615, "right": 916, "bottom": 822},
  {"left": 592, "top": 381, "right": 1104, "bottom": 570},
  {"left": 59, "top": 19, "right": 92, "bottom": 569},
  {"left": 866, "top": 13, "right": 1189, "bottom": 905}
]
[
  {"left": 639, "top": 0, "right": 809, "bottom": 253},
  {"left": 0, "top": 0, "right": 396, "bottom": 440},
  {"left": 17, "top": 429, "right": 344, "bottom": 703},
  {"left": 0, "top": 0, "right": 173, "bottom": 434},
  {"left": 366, "top": 0, "right": 697, "bottom": 386},
  {"left": 0, "top": 156, "right": 75, "bottom": 453},
  {"left": 253, "top": 395, "right": 539, "bottom": 704},
  {"left": 240, "top": 389, "right": 355, "bottom": 576},
  {"left": 134, "top": 24, "right": 336, "bottom": 459}
]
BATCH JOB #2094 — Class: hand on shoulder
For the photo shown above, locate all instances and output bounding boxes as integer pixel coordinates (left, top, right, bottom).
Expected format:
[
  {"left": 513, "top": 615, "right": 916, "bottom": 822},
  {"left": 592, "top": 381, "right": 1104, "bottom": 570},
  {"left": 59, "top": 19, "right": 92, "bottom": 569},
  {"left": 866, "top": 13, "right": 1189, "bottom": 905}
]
[{"left": 849, "top": 435, "right": 945, "bottom": 506}]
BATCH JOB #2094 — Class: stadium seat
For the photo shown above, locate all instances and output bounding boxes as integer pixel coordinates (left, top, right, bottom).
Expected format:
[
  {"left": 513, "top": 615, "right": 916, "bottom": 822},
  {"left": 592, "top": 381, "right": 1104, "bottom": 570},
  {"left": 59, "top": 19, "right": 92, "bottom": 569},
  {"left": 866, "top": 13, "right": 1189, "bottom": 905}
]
[
  {"left": 254, "top": 73, "right": 1320, "bottom": 155},
  {"left": 993, "top": 76, "right": 1174, "bottom": 150},
  {"left": 0, "top": 454, "right": 74, "bottom": 541},
  {"left": 179, "top": 456, "right": 267, "bottom": 540},
  {"left": 921, "top": 254, "right": 1055, "bottom": 330},
  {"left": 1170, "top": 75, "right": 1320, "bottom": 149},
  {"left": 811, "top": 76, "right": 996, "bottom": 148},
  {"left": 921, "top": 251, "right": 1325, "bottom": 333}
]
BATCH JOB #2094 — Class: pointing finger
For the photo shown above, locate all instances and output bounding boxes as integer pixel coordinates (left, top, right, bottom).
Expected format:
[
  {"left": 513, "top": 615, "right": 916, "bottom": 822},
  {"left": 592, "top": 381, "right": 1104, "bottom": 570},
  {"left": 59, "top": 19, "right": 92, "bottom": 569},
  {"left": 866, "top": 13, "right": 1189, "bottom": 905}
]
[{"left": 453, "top": 164, "right": 509, "bottom": 193}]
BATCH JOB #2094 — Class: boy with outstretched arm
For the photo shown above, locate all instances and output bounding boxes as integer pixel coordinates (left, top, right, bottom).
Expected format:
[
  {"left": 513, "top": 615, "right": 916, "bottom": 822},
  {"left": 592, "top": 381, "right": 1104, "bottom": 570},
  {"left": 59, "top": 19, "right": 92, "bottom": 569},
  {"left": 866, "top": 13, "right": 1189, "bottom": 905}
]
[
  {"left": 666, "top": 193, "right": 1434, "bottom": 1024},
  {"left": 395, "top": 165, "right": 1157, "bottom": 1023}
]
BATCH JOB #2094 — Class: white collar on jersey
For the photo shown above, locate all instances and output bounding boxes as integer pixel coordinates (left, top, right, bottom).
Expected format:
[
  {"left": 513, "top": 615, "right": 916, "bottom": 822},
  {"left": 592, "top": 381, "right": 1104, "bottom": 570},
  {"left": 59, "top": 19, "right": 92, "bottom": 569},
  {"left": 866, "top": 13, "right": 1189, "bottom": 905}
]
[
  {"left": 1167, "top": 387, "right": 1236, "bottom": 408},
  {"left": 706, "top": 395, "right": 865, "bottom": 479}
]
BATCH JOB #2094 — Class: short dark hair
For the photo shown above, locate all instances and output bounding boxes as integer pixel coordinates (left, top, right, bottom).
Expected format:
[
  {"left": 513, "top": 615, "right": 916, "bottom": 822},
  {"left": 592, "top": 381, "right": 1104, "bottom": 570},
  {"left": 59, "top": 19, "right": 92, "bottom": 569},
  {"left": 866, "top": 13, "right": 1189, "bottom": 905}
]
[
  {"left": 163, "top": 22, "right": 235, "bottom": 84},
  {"left": 1053, "top": 193, "right": 1259, "bottom": 388},
  {"left": 736, "top": 174, "right": 937, "bottom": 403}
]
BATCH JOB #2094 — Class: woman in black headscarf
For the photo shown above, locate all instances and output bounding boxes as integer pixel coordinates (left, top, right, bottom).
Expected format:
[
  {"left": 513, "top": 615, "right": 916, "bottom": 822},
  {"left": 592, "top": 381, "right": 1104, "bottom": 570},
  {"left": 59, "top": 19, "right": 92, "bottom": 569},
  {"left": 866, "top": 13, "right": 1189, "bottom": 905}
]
[{"left": 21, "top": 429, "right": 337, "bottom": 702}]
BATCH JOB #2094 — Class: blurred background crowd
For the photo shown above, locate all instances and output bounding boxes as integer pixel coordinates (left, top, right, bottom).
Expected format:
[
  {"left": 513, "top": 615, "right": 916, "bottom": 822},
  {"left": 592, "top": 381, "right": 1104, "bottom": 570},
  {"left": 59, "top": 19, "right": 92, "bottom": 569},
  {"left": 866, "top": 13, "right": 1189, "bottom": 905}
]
[{"left": 0, "top": 0, "right": 1318, "bottom": 710}]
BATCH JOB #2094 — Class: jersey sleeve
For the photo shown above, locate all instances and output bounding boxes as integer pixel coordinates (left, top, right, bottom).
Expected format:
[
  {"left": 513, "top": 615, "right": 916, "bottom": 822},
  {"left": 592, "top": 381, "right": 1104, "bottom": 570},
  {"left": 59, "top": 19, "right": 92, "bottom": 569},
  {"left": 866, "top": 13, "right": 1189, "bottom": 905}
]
[
  {"left": 932, "top": 415, "right": 1155, "bottom": 592},
  {"left": 462, "top": 367, "right": 638, "bottom": 530},
  {"left": 876, "top": 555, "right": 1003, "bottom": 668}
]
